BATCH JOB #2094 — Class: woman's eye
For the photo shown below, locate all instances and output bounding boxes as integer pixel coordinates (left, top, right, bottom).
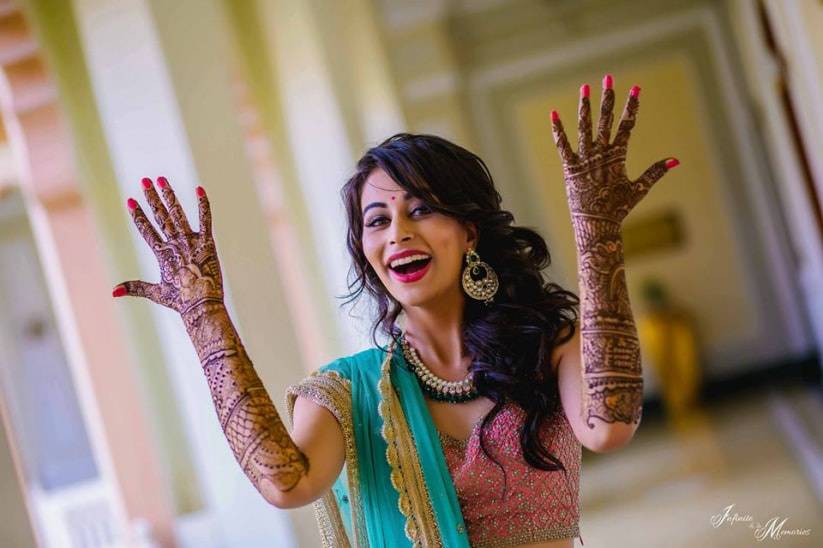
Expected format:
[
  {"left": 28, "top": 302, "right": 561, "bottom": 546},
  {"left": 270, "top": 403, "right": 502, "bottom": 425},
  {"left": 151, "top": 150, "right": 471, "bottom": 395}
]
[{"left": 366, "top": 207, "right": 431, "bottom": 228}]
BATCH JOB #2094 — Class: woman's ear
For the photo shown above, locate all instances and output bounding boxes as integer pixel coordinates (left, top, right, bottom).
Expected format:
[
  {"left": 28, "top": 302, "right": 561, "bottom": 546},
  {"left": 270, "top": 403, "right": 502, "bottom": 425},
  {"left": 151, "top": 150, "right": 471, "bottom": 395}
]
[{"left": 466, "top": 222, "right": 479, "bottom": 249}]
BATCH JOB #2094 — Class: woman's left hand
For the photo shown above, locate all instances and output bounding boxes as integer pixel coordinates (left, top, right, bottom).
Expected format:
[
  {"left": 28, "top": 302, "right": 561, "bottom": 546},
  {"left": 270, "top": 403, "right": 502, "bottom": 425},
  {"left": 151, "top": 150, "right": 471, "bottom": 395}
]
[{"left": 550, "top": 75, "right": 678, "bottom": 226}]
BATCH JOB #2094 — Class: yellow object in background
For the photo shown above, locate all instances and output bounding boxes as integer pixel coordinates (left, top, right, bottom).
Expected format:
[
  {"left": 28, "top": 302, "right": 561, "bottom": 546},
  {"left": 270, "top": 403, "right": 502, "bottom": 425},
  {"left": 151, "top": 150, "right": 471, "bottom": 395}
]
[{"left": 637, "top": 279, "right": 703, "bottom": 423}]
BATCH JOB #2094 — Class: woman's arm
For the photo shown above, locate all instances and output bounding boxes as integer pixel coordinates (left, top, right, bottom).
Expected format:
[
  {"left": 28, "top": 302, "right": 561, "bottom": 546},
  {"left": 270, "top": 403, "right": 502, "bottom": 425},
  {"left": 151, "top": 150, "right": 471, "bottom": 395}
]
[
  {"left": 113, "top": 177, "right": 344, "bottom": 506},
  {"left": 550, "top": 77, "right": 678, "bottom": 451},
  {"left": 184, "top": 302, "right": 345, "bottom": 508},
  {"left": 552, "top": 237, "right": 643, "bottom": 454},
  {"left": 182, "top": 301, "right": 310, "bottom": 499}
]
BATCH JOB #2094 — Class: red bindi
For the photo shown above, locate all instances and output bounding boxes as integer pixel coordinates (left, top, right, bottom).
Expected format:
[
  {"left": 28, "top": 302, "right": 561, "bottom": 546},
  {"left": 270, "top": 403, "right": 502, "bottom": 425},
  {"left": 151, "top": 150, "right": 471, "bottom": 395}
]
[{"left": 391, "top": 196, "right": 395, "bottom": 200}]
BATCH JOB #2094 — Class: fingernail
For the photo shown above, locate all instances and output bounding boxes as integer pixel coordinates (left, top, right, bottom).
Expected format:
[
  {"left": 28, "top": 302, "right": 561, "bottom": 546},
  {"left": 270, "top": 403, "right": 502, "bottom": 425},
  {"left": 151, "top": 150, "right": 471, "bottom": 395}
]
[
  {"left": 603, "top": 74, "right": 613, "bottom": 89},
  {"left": 127, "top": 198, "right": 138, "bottom": 210},
  {"left": 580, "top": 84, "right": 590, "bottom": 98},
  {"left": 141, "top": 177, "right": 152, "bottom": 189},
  {"left": 157, "top": 176, "right": 168, "bottom": 189},
  {"left": 112, "top": 285, "right": 127, "bottom": 298},
  {"left": 551, "top": 110, "right": 559, "bottom": 123},
  {"left": 665, "top": 158, "right": 680, "bottom": 169},
  {"left": 630, "top": 85, "right": 641, "bottom": 98},
  {"left": 196, "top": 186, "right": 205, "bottom": 197}
]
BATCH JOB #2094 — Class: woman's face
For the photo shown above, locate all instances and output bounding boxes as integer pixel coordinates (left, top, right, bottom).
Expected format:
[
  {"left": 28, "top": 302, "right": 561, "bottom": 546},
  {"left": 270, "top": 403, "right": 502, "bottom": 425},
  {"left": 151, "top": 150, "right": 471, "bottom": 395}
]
[{"left": 360, "top": 168, "right": 476, "bottom": 308}]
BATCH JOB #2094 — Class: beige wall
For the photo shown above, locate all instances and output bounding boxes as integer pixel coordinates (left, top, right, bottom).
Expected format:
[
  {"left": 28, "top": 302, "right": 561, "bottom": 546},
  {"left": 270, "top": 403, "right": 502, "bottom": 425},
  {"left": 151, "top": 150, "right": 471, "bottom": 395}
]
[
  {"left": 377, "top": 0, "right": 813, "bottom": 385},
  {"left": 798, "top": 0, "right": 823, "bottom": 113},
  {"left": 512, "top": 55, "right": 759, "bottom": 386}
]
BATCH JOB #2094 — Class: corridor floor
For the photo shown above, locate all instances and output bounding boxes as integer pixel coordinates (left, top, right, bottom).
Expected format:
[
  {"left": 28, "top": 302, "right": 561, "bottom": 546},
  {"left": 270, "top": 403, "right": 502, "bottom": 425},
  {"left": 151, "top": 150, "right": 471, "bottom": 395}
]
[{"left": 579, "top": 385, "right": 821, "bottom": 547}]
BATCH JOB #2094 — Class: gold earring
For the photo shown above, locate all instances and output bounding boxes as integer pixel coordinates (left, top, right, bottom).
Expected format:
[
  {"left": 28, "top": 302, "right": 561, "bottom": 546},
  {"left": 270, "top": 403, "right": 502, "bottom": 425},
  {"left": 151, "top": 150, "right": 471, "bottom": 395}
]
[{"left": 462, "top": 249, "right": 499, "bottom": 305}]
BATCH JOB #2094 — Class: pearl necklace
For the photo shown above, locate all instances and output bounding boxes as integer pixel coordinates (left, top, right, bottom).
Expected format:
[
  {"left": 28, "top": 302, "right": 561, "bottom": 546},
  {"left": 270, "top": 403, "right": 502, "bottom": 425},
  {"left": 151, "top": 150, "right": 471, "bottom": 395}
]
[{"left": 400, "top": 334, "right": 480, "bottom": 403}]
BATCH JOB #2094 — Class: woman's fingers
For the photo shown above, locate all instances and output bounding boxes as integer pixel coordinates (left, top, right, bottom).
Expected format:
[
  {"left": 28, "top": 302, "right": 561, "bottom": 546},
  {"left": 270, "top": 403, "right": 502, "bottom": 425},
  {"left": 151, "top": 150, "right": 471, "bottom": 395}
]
[
  {"left": 157, "top": 176, "right": 194, "bottom": 235},
  {"left": 127, "top": 197, "right": 163, "bottom": 252},
  {"left": 633, "top": 158, "right": 679, "bottom": 197},
  {"left": 112, "top": 280, "right": 176, "bottom": 308},
  {"left": 551, "top": 110, "right": 575, "bottom": 165},
  {"left": 577, "top": 83, "right": 593, "bottom": 157},
  {"left": 613, "top": 85, "right": 641, "bottom": 148},
  {"left": 596, "top": 74, "right": 615, "bottom": 147},
  {"left": 196, "top": 186, "right": 212, "bottom": 240},
  {"left": 142, "top": 177, "right": 177, "bottom": 240}
]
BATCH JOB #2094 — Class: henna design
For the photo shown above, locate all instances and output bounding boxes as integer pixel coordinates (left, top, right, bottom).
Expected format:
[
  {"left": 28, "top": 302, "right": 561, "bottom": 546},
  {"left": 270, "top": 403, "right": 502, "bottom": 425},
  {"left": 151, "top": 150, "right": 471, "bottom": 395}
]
[
  {"left": 596, "top": 84, "right": 614, "bottom": 147},
  {"left": 114, "top": 178, "right": 308, "bottom": 495},
  {"left": 551, "top": 79, "right": 676, "bottom": 428}
]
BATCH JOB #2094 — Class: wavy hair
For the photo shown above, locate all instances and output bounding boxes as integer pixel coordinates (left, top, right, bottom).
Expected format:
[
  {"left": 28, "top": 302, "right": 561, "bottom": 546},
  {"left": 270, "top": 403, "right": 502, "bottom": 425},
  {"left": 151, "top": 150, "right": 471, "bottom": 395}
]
[{"left": 338, "top": 133, "right": 580, "bottom": 484}]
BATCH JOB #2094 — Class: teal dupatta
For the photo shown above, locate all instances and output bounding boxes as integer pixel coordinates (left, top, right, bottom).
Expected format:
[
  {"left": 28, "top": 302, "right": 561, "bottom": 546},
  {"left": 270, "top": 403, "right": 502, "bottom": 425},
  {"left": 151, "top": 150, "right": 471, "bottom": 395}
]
[{"left": 285, "top": 341, "right": 471, "bottom": 547}]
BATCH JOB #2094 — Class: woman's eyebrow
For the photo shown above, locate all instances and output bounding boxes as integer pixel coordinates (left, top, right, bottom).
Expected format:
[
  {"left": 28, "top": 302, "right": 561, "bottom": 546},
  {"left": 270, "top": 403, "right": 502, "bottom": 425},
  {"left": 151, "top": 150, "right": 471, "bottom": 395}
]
[{"left": 362, "top": 191, "right": 413, "bottom": 217}]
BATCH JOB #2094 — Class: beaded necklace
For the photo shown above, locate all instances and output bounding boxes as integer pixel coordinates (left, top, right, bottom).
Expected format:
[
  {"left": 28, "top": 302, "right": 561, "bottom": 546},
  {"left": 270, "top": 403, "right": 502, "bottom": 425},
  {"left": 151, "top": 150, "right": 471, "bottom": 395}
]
[{"left": 400, "top": 334, "right": 480, "bottom": 403}]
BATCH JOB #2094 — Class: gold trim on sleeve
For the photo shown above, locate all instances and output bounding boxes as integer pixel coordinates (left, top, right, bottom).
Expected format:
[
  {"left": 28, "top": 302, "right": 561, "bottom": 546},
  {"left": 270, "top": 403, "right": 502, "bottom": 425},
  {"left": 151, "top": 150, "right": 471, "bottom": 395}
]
[{"left": 285, "top": 370, "right": 367, "bottom": 547}]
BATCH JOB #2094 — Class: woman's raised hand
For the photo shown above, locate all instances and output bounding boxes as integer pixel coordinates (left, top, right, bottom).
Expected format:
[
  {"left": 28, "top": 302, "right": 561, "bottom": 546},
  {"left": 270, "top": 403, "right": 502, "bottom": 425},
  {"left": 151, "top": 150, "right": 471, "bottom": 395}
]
[
  {"left": 551, "top": 75, "right": 679, "bottom": 225},
  {"left": 112, "top": 177, "right": 224, "bottom": 314}
]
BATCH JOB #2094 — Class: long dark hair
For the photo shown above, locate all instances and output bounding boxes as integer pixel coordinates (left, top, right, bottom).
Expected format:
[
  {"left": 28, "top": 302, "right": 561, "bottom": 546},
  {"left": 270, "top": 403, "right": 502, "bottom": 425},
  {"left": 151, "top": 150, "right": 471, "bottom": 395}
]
[{"left": 338, "top": 132, "right": 580, "bottom": 483}]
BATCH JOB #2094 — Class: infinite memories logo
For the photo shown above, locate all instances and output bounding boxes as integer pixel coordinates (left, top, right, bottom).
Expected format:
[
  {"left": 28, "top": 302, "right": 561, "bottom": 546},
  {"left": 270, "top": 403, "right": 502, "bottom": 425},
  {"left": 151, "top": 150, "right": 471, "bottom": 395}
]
[{"left": 710, "top": 503, "right": 812, "bottom": 542}]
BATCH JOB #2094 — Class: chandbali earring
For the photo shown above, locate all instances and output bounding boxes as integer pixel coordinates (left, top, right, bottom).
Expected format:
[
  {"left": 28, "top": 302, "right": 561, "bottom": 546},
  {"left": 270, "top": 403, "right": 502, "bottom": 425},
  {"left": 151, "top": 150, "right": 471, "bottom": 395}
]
[{"left": 461, "top": 248, "right": 499, "bottom": 305}]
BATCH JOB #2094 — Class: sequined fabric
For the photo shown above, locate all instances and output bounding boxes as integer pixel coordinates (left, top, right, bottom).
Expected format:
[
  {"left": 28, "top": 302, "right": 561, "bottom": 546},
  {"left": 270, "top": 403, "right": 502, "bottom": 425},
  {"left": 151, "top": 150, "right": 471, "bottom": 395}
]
[{"left": 438, "top": 402, "right": 582, "bottom": 547}]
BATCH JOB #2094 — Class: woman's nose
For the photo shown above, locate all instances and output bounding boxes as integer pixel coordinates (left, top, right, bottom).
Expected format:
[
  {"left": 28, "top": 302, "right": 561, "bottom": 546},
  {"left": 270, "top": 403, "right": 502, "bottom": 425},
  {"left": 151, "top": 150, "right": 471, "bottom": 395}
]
[{"left": 388, "top": 216, "right": 412, "bottom": 244}]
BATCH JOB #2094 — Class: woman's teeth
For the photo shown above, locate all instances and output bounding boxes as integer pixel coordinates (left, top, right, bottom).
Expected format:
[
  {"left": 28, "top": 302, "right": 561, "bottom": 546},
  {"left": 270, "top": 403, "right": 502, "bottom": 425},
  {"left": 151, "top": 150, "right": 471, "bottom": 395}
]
[
  {"left": 390, "top": 256, "right": 431, "bottom": 274},
  {"left": 390, "top": 254, "right": 431, "bottom": 269}
]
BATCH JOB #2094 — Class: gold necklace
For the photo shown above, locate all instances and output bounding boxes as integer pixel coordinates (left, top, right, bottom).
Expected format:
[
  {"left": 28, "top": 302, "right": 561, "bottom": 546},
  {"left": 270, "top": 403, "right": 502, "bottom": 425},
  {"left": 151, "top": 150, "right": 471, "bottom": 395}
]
[{"left": 400, "top": 334, "right": 480, "bottom": 403}]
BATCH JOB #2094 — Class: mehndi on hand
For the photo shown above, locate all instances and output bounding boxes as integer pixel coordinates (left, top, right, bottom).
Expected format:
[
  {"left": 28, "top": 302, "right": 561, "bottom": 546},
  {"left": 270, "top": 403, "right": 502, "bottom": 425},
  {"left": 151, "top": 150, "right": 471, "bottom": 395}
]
[
  {"left": 551, "top": 75, "right": 678, "bottom": 227},
  {"left": 112, "top": 176, "right": 223, "bottom": 314},
  {"left": 112, "top": 177, "right": 309, "bottom": 496}
]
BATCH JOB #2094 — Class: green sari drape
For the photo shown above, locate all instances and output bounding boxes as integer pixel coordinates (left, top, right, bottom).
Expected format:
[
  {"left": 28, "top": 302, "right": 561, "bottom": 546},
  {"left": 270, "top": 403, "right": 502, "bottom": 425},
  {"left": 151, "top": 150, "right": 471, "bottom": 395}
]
[{"left": 285, "top": 340, "right": 471, "bottom": 547}]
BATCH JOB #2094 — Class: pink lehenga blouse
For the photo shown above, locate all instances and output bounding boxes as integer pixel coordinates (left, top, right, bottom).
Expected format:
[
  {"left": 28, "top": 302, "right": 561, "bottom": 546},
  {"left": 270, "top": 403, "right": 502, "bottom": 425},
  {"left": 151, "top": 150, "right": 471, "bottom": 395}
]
[{"left": 437, "top": 401, "right": 584, "bottom": 547}]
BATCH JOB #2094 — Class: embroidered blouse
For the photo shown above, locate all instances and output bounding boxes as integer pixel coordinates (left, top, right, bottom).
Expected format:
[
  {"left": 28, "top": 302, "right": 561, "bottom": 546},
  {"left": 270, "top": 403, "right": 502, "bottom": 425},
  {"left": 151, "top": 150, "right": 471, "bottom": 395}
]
[
  {"left": 285, "top": 346, "right": 583, "bottom": 547},
  {"left": 437, "top": 402, "right": 583, "bottom": 547}
]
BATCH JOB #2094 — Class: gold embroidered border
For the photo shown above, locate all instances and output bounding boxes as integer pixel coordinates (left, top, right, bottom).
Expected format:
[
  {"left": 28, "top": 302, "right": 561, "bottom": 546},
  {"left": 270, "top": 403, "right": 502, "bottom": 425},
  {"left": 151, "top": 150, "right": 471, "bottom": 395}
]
[
  {"left": 285, "top": 370, "right": 367, "bottom": 547},
  {"left": 473, "top": 524, "right": 580, "bottom": 548},
  {"left": 376, "top": 344, "right": 443, "bottom": 547}
]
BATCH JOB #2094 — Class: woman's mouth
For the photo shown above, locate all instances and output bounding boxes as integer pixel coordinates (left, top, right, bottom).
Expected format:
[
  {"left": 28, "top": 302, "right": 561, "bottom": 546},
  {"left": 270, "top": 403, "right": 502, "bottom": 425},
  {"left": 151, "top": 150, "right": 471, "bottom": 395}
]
[{"left": 389, "top": 257, "right": 432, "bottom": 283}]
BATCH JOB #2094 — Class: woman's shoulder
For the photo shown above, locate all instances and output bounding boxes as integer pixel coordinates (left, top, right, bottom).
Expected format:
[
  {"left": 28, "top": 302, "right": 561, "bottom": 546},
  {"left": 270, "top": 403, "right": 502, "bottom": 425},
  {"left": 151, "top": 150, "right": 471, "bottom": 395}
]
[{"left": 315, "top": 345, "right": 393, "bottom": 379}]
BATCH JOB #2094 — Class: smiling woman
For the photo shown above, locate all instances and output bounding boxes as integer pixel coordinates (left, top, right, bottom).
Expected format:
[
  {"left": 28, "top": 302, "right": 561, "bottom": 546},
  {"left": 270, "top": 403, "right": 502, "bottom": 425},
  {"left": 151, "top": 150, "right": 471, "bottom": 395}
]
[
  {"left": 113, "top": 77, "right": 675, "bottom": 548},
  {"left": 286, "top": 131, "right": 588, "bottom": 546}
]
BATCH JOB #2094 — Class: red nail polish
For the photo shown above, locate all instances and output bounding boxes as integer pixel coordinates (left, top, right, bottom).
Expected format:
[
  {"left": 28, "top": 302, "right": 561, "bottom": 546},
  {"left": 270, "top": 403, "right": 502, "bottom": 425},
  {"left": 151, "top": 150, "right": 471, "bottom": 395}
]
[
  {"left": 603, "top": 74, "right": 613, "bottom": 89},
  {"left": 112, "top": 286, "right": 127, "bottom": 297},
  {"left": 157, "top": 176, "right": 168, "bottom": 189},
  {"left": 630, "top": 85, "right": 641, "bottom": 98},
  {"left": 141, "top": 177, "right": 152, "bottom": 189},
  {"left": 580, "top": 84, "right": 590, "bottom": 98},
  {"left": 665, "top": 158, "right": 680, "bottom": 169},
  {"left": 196, "top": 186, "right": 205, "bottom": 197},
  {"left": 551, "top": 110, "right": 559, "bottom": 123},
  {"left": 127, "top": 198, "right": 138, "bottom": 210}
]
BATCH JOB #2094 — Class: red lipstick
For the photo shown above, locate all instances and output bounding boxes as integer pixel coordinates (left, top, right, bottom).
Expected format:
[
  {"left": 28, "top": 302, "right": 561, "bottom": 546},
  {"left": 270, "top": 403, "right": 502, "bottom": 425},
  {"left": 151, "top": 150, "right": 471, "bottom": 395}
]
[{"left": 389, "top": 259, "right": 432, "bottom": 283}]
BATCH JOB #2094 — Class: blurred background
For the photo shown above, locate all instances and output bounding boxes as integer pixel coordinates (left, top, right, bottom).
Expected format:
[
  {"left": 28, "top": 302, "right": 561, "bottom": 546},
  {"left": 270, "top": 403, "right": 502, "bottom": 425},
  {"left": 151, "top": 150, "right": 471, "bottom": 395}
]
[{"left": 0, "top": 0, "right": 820, "bottom": 546}]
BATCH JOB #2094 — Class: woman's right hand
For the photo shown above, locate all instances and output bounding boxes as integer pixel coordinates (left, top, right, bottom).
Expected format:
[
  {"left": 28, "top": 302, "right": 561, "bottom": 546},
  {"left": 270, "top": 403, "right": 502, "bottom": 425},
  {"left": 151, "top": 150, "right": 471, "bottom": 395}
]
[
  {"left": 112, "top": 177, "right": 224, "bottom": 315},
  {"left": 112, "top": 176, "right": 347, "bottom": 507}
]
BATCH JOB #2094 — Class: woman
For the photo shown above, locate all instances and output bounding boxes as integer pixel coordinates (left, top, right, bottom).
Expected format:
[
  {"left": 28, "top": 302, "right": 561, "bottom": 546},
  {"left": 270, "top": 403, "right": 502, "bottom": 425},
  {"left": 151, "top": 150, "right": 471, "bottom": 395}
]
[{"left": 112, "top": 75, "right": 678, "bottom": 547}]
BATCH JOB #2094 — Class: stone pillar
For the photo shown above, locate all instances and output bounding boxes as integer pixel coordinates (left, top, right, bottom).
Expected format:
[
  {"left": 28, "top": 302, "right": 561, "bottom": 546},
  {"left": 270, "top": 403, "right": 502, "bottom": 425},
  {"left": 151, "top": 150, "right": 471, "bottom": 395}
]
[
  {"left": 248, "top": 0, "right": 407, "bottom": 356},
  {"left": 64, "top": 0, "right": 320, "bottom": 544},
  {"left": 4, "top": 1, "right": 177, "bottom": 544}
]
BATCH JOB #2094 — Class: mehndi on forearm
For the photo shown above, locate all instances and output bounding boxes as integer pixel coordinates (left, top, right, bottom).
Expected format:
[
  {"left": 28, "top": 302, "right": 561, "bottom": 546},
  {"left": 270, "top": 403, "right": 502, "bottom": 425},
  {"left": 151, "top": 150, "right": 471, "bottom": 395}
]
[
  {"left": 573, "top": 215, "right": 643, "bottom": 428},
  {"left": 181, "top": 300, "right": 309, "bottom": 493}
]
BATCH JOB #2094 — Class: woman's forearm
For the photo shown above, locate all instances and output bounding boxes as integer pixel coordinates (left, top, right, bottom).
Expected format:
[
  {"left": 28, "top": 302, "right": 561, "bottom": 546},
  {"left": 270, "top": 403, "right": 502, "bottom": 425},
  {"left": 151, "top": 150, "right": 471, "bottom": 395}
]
[
  {"left": 573, "top": 214, "right": 643, "bottom": 429},
  {"left": 181, "top": 299, "right": 309, "bottom": 495}
]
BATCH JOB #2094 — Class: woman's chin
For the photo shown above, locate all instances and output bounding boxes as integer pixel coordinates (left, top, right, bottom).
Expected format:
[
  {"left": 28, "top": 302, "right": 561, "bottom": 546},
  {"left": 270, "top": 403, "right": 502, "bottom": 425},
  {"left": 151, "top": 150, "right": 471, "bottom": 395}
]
[{"left": 393, "top": 284, "right": 464, "bottom": 310}]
